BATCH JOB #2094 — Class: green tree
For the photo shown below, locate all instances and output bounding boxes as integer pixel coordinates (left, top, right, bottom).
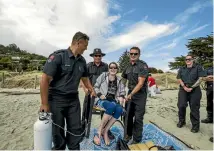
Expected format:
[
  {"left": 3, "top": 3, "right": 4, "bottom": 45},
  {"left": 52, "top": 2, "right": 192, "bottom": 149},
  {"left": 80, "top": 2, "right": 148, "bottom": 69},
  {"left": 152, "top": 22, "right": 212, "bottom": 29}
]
[
  {"left": 118, "top": 50, "right": 129, "bottom": 72},
  {"left": 168, "top": 33, "right": 213, "bottom": 69}
]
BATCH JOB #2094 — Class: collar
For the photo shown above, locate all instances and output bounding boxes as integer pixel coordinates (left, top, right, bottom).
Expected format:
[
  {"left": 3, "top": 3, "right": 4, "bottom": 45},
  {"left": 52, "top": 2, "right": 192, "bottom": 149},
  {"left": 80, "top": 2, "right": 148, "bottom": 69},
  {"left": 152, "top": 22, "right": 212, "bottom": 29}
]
[
  {"left": 67, "top": 47, "right": 81, "bottom": 59},
  {"left": 186, "top": 63, "right": 196, "bottom": 68},
  {"left": 93, "top": 61, "right": 105, "bottom": 66}
]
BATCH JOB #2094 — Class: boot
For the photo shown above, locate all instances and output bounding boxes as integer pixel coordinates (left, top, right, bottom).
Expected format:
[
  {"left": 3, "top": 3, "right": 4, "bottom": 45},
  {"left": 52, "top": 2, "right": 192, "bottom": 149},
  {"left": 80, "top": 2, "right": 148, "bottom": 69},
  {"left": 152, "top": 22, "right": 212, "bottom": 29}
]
[
  {"left": 177, "top": 121, "right": 186, "bottom": 128},
  {"left": 201, "top": 112, "right": 213, "bottom": 123},
  {"left": 209, "top": 137, "right": 213, "bottom": 143}
]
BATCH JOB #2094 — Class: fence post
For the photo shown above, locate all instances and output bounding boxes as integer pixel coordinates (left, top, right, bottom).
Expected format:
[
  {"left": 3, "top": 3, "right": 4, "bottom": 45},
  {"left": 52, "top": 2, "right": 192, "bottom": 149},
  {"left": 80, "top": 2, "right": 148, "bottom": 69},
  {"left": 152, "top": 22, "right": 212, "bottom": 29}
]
[
  {"left": 1, "top": 72, "right": 4, "bottom": 88},
  {"left": 34, "top": 75, "right": 37, "bottom": 89},
  {"left": 165, "top": 73, "right": 168, "bottom": 89}
]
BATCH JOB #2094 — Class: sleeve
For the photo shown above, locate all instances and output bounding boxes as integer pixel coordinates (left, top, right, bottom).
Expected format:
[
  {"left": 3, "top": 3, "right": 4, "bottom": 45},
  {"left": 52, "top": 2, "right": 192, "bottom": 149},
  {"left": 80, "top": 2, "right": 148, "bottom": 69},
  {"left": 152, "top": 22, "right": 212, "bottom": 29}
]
[
  {"left": 198, "top": 65, "right": 206, "bottom": 77},
  {"left": 94, "top": 73, "right": 103, "bottom": 95},
  {"left": 176, "top": 68, "right": 182, "bottom": 79},
  {"left": 138, "top": 63, "right": 149, "bottom": 77},
  {"left": 82, "top": 61, "right": 88, "bottom": 77},
  {"left": 43, "top": 53, "right": 61, "bottom": 77},
  {"left": 118, "top": 80, "right": 126, "bottom": 97}
]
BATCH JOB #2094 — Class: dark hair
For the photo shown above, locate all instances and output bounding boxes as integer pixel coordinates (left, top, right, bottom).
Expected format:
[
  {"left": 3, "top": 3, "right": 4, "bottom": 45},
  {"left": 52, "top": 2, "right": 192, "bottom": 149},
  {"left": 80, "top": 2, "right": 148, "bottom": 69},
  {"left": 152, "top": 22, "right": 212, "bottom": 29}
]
[
  {"left": 130, "top": 46, "right": 141, "bottom": 54},
  {"left": 72, "top": 31, "right": 89, "bottom": 44},
  {"left": 186, "top": 53, "right": 194, "bottom": 58},
  {"left": 108, "top": 62, "right": 118, "bottom": 69}
]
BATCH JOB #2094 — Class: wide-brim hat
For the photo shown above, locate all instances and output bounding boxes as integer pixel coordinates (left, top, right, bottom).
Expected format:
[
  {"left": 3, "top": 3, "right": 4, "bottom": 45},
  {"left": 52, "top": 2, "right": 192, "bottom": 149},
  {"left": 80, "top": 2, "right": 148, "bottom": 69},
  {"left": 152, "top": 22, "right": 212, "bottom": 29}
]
[{"left": 90, "top": 48, "right": 106, "bottom": 57}]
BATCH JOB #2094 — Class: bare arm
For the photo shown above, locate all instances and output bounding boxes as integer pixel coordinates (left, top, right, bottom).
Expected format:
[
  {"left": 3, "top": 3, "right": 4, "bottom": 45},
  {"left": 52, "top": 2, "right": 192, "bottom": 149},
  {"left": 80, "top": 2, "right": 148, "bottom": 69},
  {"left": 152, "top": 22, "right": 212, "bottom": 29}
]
[
  {"left": 130, "top": 76, "right": 146, "bottom": 96},
  {"left": 191, "top": 77, "right": 203, "bottom": 88},
  {"left": 40, "top": 73, "right": 52, "bottom": 112},
  {"left": 80, "top": 79, "right": 88, "bottom": 93},
  {"left": 81, "top": 77, "right": 96, "bottom": 96}
]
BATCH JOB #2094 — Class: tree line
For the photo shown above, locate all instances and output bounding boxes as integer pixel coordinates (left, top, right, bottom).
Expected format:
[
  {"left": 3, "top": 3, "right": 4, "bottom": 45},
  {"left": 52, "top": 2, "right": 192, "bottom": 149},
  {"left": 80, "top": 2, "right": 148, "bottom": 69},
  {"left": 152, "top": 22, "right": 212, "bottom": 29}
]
[{"left": 0, "top": 43, "right": 47, "bottom": 71}]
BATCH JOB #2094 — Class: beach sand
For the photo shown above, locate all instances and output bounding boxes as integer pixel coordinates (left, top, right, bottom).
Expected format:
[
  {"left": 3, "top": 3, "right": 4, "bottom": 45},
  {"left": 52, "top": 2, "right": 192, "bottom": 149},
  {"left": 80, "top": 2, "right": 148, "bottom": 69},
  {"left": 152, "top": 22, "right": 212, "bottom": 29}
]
[{"left": 0, "top": 88, "right": 213, "bottom": 150}]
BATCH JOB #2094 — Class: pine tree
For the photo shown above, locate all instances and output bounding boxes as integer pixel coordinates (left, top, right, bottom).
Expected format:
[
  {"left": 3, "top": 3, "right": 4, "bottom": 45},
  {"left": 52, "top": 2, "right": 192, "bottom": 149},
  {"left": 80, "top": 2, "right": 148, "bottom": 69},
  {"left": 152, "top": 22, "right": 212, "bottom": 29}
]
[{"left": 117, "top": 50, "right": 130, "bottom": 73}]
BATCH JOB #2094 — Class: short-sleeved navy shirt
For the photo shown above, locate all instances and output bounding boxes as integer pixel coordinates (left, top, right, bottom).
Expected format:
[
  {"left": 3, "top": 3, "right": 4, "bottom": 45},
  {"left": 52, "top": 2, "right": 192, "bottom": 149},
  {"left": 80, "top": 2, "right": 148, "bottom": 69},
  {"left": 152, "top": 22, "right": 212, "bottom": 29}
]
[
  {"left": 87, "top": 62, "right": 108, "bottom": 86},
  {"left": 176, "top": 63, "right": 206, "bottom": 86},
  {"left": 121, "top": 60, "right": 149, "bottom": 91},
  {"left": 43, "top": 48, "right": 88, "bottom": 97}
]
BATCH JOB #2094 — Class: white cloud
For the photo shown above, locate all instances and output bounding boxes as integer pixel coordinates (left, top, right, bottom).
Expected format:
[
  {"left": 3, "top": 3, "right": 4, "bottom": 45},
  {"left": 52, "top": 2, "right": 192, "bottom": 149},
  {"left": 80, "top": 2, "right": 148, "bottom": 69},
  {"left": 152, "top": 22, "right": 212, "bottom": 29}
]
[
  {"left": 184, "top": 24, "right": 210, "bottom": 37},
  {"left": 175, "top": 0, "right": 212, "bottom": 23},
  {"left": 0, "top": 0, "right": 120, "bottom": 60},
  {"left": 105, "top": 22, "right": 180, "bottom": 53},
  {"left": 123, "top": 9, "right": 136, "bottom": 17}
]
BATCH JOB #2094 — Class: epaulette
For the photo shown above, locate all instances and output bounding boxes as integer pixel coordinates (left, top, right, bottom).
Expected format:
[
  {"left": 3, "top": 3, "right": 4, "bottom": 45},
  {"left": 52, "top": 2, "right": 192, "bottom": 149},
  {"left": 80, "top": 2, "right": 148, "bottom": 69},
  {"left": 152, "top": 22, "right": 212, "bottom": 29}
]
[{"left": 53, "top": 49, "right": 67, "bottom": 54}]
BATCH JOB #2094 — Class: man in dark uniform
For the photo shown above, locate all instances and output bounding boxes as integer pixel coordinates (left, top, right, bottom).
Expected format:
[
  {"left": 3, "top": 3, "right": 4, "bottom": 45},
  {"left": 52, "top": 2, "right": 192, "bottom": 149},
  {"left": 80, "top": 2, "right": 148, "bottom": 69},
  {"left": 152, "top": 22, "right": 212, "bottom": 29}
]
[
  {"left": 39, "top": 31, "right": 96, "bottom": 150},
  {"left": 201, "top": 66, "right": 213, "bottom": 143},
  {"left": 121, "top": 46, "right": 149, "bottom": 144},
  {"left": 81, "top": 48, "right": 108, "bottom": 92},
  {"left": 201, "top": 66, "right": 213, "bottom": 124},
  {"left": 176, "top": 54, "right": 206, "bottom": 133}
]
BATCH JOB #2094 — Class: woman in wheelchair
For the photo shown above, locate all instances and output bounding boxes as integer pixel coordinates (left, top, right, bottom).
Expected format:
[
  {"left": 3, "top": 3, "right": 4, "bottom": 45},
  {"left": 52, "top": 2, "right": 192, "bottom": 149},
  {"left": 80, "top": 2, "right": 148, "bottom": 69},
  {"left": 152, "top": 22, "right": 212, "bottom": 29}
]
[{"left": 93, "top": 62, "right": 126, "bottom": 146}]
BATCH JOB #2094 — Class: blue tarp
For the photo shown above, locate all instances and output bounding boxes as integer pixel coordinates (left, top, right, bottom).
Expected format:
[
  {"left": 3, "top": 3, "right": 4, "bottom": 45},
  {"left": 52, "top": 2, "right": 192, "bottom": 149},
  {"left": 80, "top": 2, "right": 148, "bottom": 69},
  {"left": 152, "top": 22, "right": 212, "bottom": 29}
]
[{"left": 80, "top": 123, "right": 191, "bottom": 150}]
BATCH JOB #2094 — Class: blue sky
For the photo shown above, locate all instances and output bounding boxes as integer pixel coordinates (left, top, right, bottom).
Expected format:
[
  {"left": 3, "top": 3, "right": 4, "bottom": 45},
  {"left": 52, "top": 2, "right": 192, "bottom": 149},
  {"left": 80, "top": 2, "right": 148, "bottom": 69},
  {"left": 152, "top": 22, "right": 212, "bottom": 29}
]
[
  {"left": 104, "top": 0, "right": 213, "bottom": 71},
  {"left": 0, "top": 0, "right": 213, "bottom": 71}
]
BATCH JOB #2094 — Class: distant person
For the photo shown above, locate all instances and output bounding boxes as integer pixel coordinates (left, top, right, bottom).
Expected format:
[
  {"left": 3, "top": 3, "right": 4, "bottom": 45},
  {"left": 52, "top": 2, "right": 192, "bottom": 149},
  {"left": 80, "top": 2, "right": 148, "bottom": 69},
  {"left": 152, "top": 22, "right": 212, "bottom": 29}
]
[
  {"left": 39, "top": 31, "right": 96, "bottom": 150},
  {"left": 201, "top": 65, "right": 213, "bottom": 124},
  {"left": 176, "top": 54, "right": 206, "bottom": 133},
  {"left": 93, "top": 62, "right": 126, "bottom": 146},
  {"left": 148, "top": 73, "right": 156, "bottom": 97},
  {"left": 201, "top": 65, "right": 213, "bottom": 143}
]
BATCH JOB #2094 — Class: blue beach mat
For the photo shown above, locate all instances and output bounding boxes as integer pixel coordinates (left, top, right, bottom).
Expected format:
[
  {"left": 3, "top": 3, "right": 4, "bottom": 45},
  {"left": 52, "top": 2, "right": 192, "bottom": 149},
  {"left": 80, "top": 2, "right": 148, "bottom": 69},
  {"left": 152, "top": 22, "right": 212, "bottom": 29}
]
[{"left": 80, "top": 123, "right": 191, "bottom": 150}]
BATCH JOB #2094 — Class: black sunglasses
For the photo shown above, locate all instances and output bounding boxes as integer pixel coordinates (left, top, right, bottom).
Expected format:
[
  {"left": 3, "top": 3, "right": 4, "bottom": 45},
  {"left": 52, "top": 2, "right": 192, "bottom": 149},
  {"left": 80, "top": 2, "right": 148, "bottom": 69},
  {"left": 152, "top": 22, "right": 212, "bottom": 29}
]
[
  {"left": 185, "top": 58, "right": 193, "bottom": 61},
  {"left": 109, "top": 67, "right": 117, "bottom": 69},
  {"left": 94, "top": 55, "right": 101, "bottom": 57},
  {"left": 130, "top": 53, "right": 138, "bottom": 56}
]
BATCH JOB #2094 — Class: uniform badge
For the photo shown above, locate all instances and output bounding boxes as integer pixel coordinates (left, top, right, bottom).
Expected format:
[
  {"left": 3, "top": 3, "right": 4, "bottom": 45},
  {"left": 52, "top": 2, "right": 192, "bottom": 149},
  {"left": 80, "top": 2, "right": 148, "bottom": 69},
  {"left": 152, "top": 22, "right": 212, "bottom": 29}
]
[
  {"left": 48, "top": 55, "right": 55, "bottom": 63},
  {"left": 143, "top": 64, "right": 148, "bottom": 69}
]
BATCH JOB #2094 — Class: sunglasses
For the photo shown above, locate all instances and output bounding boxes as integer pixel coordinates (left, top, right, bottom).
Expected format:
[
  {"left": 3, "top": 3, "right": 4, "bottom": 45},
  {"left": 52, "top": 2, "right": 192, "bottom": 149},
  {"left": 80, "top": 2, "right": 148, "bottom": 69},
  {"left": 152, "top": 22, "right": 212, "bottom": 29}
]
[
  {"left": 130, "top": 53, "right": 138, "bottom": 56},
  {"left": 185, "top": 58, "right": 193, "bottom": 61},
  {"left": 109, "top": 67, "right": 117, "bottom": 69},
  {"left": 94, "top": 55, "right": 101, "bottom": 57}
]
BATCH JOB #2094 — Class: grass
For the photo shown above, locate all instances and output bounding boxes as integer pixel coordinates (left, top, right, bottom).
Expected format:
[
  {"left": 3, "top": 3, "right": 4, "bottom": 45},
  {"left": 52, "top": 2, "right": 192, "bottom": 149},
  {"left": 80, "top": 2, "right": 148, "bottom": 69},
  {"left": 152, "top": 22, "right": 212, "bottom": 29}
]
[{"left": 0, "top": 71, "right": 179, "bottom": 89}]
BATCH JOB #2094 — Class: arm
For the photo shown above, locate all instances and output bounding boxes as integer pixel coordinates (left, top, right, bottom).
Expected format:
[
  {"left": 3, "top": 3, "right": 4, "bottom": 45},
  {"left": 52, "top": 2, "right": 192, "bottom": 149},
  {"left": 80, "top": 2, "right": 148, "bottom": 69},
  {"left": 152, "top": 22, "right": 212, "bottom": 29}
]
[
  {"left": 128, "top": 64, "right": 148, "bottom": 97},
  {"left": 93, "top": 74, "right": 103, "bottom": 97},
  {"left": 40, "top": 53, "right": 61, "bottom": 112},
  {"left": 129, "top": 76, "right": 146, "bottom": 96},
  {"left": 81, "top": 77, "right": 96, "bottom": 96},
  {"left": 192, "top": 65, "right": 206, "bottom": 88},
  {"left": 40, "top": 73, "right": 52, "bottom": 108},
  {"left": 191, "top": 77, "right": 203, "bottom": 88}
]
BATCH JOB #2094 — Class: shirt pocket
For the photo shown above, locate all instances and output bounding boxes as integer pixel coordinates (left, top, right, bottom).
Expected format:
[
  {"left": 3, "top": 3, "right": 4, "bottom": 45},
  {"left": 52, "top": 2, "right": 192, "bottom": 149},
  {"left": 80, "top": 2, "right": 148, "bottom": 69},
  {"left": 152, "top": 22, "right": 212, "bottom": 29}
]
[{"left": 61, "top": 65, "right": 73, "bottom": 74}]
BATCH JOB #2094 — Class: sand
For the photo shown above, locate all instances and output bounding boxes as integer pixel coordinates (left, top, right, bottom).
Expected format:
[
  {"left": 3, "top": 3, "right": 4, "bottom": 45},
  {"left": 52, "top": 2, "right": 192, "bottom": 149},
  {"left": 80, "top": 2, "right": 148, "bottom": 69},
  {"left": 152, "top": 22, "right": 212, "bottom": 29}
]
[{"left": 0, "top": 88, "right": 213, "bottom": 150}]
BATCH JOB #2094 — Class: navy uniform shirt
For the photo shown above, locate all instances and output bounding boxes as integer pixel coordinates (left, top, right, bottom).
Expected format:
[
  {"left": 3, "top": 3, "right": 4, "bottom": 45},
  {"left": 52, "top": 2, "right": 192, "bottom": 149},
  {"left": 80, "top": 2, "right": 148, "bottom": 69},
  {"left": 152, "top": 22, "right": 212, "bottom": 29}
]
[
  {"left": 87, "top": 62, "right": 108, "bottom": 86},
  {"left": 43, "top": 48, "right": 88, "bottom": 97},
  {"left": 205, "top": 66, "right": 213, "bottom": 86},
  {"left": 121, "top": 60, "right": 149, "bottom": 92},
  {"left": 176, "top": 63, "right": 206, "bottom": 87}
]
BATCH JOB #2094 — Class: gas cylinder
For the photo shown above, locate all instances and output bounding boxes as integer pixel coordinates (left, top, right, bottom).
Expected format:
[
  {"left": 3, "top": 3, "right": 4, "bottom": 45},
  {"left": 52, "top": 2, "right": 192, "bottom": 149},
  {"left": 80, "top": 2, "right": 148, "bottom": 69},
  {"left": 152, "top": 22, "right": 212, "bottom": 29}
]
[{"left": 34, "top": 112, "right": 52, "bottom": 150}]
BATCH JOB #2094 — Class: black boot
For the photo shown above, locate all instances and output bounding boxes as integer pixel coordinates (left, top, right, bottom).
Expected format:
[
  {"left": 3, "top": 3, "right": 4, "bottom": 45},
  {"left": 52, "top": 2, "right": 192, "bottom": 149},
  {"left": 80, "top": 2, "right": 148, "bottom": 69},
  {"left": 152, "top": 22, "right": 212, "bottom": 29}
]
[
  {"left": 209, "top": 137, "right": 213, "bottom": 143},
  {"left": 177, "top": 121, "right": 186, "bottom": 128},
  {"left": 191, "top": 125, "right": 199, "bottom": 133},
  {"left": 201, "top": 113, "right": 213, "bottom": 123}
]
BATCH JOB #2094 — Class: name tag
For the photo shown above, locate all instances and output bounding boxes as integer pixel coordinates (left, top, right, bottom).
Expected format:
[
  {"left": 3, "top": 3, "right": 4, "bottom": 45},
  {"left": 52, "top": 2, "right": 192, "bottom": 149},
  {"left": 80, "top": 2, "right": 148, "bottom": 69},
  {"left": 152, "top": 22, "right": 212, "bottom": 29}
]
[{"left": 65, "top": 64, "right": 70, "bottom": 67}]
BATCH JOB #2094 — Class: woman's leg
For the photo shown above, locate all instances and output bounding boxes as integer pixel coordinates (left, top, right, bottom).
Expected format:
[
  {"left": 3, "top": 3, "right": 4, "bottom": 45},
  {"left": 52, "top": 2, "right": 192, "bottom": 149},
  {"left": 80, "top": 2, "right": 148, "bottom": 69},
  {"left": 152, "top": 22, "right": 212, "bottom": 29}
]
[
  {"left": 93, "top": 100, "right": 116, "bottom": 145},
  {"left": 103, "top": 104, "right": 123, "bottom": 145}
]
